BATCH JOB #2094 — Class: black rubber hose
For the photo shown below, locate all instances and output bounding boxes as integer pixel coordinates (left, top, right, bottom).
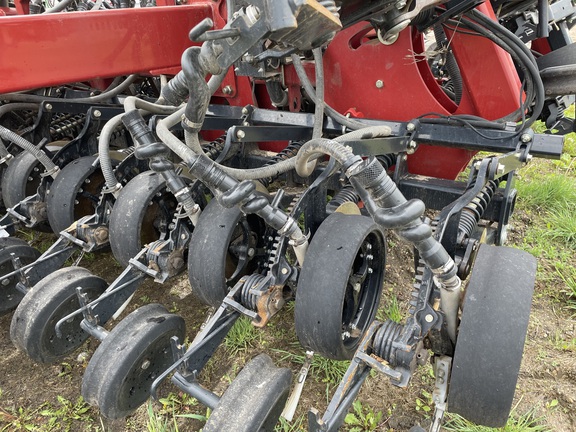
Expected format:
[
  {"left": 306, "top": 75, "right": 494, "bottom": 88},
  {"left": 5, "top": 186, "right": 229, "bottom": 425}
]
[
  {"left": 433, "top": 25, "right": 463, "bottom": 104},
  {"left": 1, "top": 75, "right": 138, "bottom": 103}
]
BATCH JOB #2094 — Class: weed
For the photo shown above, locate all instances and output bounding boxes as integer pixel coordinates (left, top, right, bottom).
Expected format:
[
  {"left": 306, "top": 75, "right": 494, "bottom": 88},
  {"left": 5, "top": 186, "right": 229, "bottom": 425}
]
[
  {"left": 381, "top": 293, "right": 403, "bottom": 323},
  {"left": 443, "top": 407, "right": 551, "bottom": 431},
  {"left": 415, "top": 390, "right": 432, "bottom": 417},
  {"left": 543, "top": 206, "right": 576, "bottom": 247},
  {"left": 224, "top": 316, "right": 262, "bottom": 356},
  {"left": 274, "top": 349, "right": 349, "bottom": 384},
  {"left": 275, "top": 414, "right": 306, "bottom": 431},
  {"left": 516, "top": 174, "right": 576, "bottom": 212},
  {"left": 344, "top": 400, "right": 383, "bottom": 432}
]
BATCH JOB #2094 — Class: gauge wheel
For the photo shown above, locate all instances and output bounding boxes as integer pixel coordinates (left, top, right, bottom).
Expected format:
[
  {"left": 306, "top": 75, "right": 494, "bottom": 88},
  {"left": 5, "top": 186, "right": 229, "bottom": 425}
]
[
  {"left": 81, "top": 303, "right": 185, "bottom": 419},
  {"left": 2, "top": 150, "right": 45, "bottom": 209},
  {"left": 295, "top": 212, "right": 386, "bottom": 360},
  {"left": 188, "top": 199, "right": 267, "bottom": 308},
  {"left": 10, "top": 266, "right": 107, "bottom": 363},
  {"left": 46, "top": 155, "right": 110, "bottom": 234},
  {"left": 0, "top": 237, "right": 41, "bottom": 316},
  {"left": 108, "top": 170, "right": 182, "bottom": 267},
  {"left": 203, "top": 354, "right": 291, "bottom": 432},
  {"left": 447, "top": 244, "right": 536, "bottom": 427}
]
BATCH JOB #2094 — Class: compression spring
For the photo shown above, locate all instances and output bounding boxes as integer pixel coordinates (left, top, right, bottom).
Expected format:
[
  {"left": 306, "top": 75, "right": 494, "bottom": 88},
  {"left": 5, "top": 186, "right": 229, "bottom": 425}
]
[
  {"left": 240, "top": 274, "right": 267, "bottom": 310},
  {"left": 50, "top": 113, "right": 85, "bottom": 140},
  {"left": 201, "top": 135, "right": 226, "bottom": 161},
  {"left": 458, "top": 179, "right": 499, "bottom": 241},
  {"left": 373, "top": 320, "right": 404, "bottom": 365},
  {"left": 326, "top": 185, "right": 360, "bottom": 213},
  {"left": 261, "top": 141, "right": 303, "bottom": 187}
]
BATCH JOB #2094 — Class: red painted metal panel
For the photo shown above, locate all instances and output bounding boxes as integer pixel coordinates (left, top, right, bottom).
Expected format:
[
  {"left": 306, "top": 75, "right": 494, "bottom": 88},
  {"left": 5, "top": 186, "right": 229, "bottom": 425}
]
[
  {"left": 320, "top": 5, "right": 522, "bottom": 179},
  {"left": 0, "top": 4, "right": 213, "bottom": 93}
]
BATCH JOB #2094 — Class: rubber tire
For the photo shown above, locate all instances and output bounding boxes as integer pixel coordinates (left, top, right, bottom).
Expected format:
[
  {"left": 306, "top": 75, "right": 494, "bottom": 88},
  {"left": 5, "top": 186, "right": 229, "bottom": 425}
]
[
  {"left": 295, "top": 212, "right": 386, "bottom": 360},
  {"left": 82, "top": 303, "right": 185, "bottom": 419},
  {"left": 188, "top": 199, "right": 265, "bottom": 307},
  {"left": 203, "top": 354, "right": 292, "bottom": 432},
  {"left": 10, "top": 266, "right": 107, "bottom": 363},
  {"left": 46, "top": 155, "right": 109, "bottom": 234},
  {"left": 0, "top": 237, "right": 41, "bottom": 316},
  {"left": 1, "top": 150, "right": 43, "bottom": 209},
  {"left": 447, "top": 244, "right": 537, "bottom": 427},
  {"left": 108, "top": 170, "right": 178, "bottom": 267}
]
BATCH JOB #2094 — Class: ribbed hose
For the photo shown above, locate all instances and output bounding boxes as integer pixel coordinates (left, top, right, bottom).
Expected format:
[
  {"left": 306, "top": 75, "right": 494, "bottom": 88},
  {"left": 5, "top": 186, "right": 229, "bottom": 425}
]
[
  {"left": 0, "top": 103, "right": 39, "bottom": 160},
  {"left": 433, "top": 25, "right": 462, "bottom": 105},
  {"left": 0, "top": 126, "right": 58, "bottom": 176}
]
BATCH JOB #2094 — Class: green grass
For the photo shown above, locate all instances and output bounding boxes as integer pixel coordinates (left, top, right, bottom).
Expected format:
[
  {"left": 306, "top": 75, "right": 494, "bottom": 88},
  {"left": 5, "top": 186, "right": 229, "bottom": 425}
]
[
  {"left": 444, "top": 407, "right": 551, "bottom": 432},
  {"left": 223, "top": 316, "right": 262, "bottom": 356},
  {"left": 515, "top": 174, "right": 576, "bottom": 211}
]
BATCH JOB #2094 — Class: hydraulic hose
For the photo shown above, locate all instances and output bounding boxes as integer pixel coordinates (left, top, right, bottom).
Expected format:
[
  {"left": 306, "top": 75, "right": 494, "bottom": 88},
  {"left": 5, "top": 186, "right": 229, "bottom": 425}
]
[
  {"left": 1, "top": 75, "right": 138, "bottom": 103},
  {"left": 433, "top": 25, "right": 463, "bottom": 105},
  {"left": 98, "top": 113, "right": 126, "bottom": 194},
  {"left": 0, "top": 126, "right": 59, "bottom": 178},
  {"left": 295, "top": 136, "right": 461, "bottom": 341},
  {"left": 291, "top": 54, "right": 368, "bottom": 131}
]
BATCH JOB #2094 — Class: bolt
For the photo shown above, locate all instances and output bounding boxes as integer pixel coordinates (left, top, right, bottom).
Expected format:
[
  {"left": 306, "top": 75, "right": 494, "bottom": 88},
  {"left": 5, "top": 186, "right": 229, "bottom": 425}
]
[
  {"left": 366, "top": 254, "right": 373, "bottom": 260},
  {"left": 281, "top": 267, "right": 289, "bottom": 275},
  {"left": 407, "top": 140, "right": 417, "bottom": 154},
  {"left": 474, "top": 161, "right": 481, "bottom": 170},
  {"left": 181, "top": 234, "right": 186, "bottom": 240},
  {"left": 496, "top": 163, "right": 506, "bottom": 176},
  {"left": 354, "top": 282, "right": 361, "bottom": 292},
  {"left": 406, "top": 123, "right": 415, "bottom": 132},
  {"left": 395, "top": 0, "right": 407, "bottom": 8},
  {"left": 367, "top": 268, "right": 373, "bottom": 274},
  {"left": 242, "top": 107, "right": 249, "bottom": 115},
  {"left": 236, "top": 130, "right": 246, "bottom": 140},
  {"left": 45, "top": 103, "right": 52, "bottom": 111},
  {"left": 141, "top": 359, "right": 151, "bottom": 370},
  {"left": 248, "top": 248, "right": 255, "bottom": 257},
  {"left": 93, "top": 110, "right": 102, "bottom": 118},
  {"left": 425, "top": 314, "right": 434, "bottom": 323},
  {"left": 342, "top": 331, "right": 351, "bottom": 340},
  {"left": 366, "top": 244, "right": 372, "bottom": 250},
  {"left": 222, "top": 85, "right": 233, "bottom": 95},
  {"left": 375, "top": 80, "right": 384, "bottom": 89},
  {"left": 84, "top": 178, "right": 91, "bottom": 184},
  {"left": 520, "top": 133, "right": 532, "bottom": 143},
  {"left": 1, "top": 278, "right": 10, "bottom": 286},
  {"left": 526, "top": 154, "right": 533, "bottom": 162}
]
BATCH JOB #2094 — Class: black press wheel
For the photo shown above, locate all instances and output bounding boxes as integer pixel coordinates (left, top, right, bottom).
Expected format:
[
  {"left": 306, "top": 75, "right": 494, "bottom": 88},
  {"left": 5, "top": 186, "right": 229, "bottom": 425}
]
[
  {"left": 447, "top": 244, "right": 537, "bottom": 427},
  {"left": 82, "top": 303, "right": 185, "bottom": 419},
  {"left": 203, "top": 354, "right": 292, "bottom": 432},
  {"left": 10, "top": 266, "right": 107, "bottom": 363},
  {"left": 46, "top": 155, "right": 110, "bottom": 234},
  {"left": 1, "top": 150, "right": 44, "bottom": 209},
  {"left": 109, "top": 170, "right": 179, "bottom": 267},
  {"left": 188, "top": 199, "right": 266, "bottom": 307},
  {"left": 295, "top": 212, "right": 386, "bottom": 360},
  {"left": 0, "top": 237, "right": 41, "bottom": 316}
]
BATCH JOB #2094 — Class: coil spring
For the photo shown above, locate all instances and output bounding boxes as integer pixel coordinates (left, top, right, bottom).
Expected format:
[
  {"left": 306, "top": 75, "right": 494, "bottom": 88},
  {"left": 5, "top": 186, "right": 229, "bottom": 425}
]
[
  {"left": 326, "top": 185, "right": 359, "bottom": 213},
  {"left": 319, "top": 0, "right": 339, "bottom": 18},
  {"left": 373, "top": 320, "right": 404, "bottom": 365},
  {"left": 261, "top": 141, "right": 303, "bottom": 187},
  {"left": 50, "top": 113, "right": 85, "bottom": 140},
  {"left": 201, "top": 135, "right": 226, "bottom": 160},
  {"left": 458, "top": 179, "right": 499, "bottom": 240},
  {"left": 240, "top": 274, "right": 267, "bottom": 310}
]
